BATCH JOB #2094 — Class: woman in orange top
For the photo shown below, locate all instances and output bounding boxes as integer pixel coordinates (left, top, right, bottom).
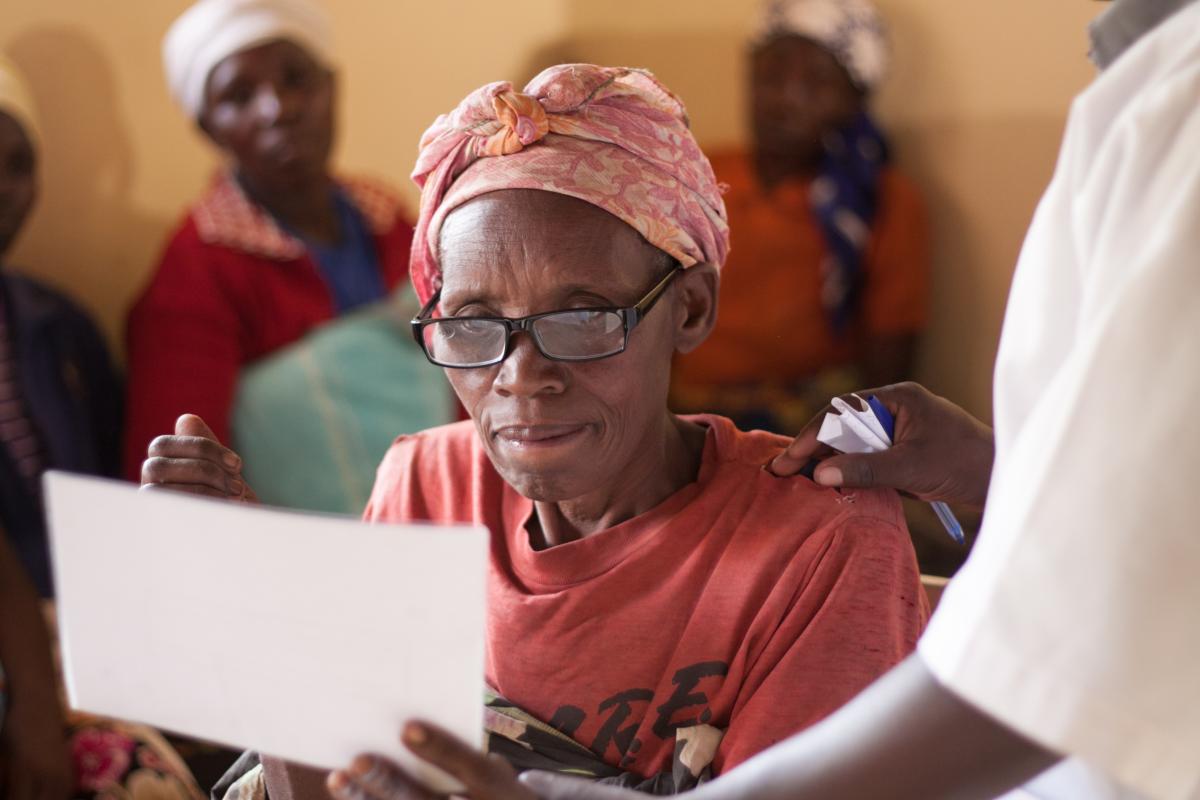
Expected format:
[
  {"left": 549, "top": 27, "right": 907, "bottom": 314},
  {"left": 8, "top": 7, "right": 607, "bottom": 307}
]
[{"left": 673, "top": 0, "right": 930, "bottom": 434}]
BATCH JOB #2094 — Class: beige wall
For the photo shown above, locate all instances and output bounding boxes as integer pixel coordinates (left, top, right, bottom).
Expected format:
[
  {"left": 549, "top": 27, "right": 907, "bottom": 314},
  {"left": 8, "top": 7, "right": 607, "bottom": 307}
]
[
  {"left": 2, "top": 0, "right": 1102, "bottom": 419},
  {"left": 547, "top": 0, "right": 1104, "bottom": 419}
]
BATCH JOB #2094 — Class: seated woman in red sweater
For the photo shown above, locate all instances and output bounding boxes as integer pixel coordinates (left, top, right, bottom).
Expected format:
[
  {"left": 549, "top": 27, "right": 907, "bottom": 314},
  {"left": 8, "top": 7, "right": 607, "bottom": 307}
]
[
  {"left": 142, "top": 65, "right": 927, "bottom": 798},
  {"left": 125, "top": 0, "right": 447, "bottom": 511}
]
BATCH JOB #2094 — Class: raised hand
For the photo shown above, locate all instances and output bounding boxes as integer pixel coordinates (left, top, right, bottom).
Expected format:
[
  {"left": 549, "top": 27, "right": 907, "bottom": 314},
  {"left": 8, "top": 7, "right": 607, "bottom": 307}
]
[{"left": 140, "top": 414, "right": 256, "bottom": 502}]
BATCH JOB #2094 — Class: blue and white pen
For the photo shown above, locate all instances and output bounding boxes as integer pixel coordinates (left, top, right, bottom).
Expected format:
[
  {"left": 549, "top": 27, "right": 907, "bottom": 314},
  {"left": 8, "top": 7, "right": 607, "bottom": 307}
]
[{"left": 865, "top": 396, "right": 966, "bottom": 546}]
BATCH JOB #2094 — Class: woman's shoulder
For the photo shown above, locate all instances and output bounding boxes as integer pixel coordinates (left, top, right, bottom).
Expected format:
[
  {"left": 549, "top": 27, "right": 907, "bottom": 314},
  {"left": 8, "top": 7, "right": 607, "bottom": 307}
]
[
  {"left": 0, "top": 272, "right": 105, "bottom": 337},
  {"left": 687, "top": 413, "right": 907, "bottom": 532},
  {"left": 366, "top": 420, "right": 496, "bottom": 523},
  {"left": 380, "top": 420, "right": 483, "bottom": 467},
  {"left": 686, "top": 413, "right": 791, "bottom": 466},
  {"left": 339, "top": 174, "right": 412, "bottom": 232}
]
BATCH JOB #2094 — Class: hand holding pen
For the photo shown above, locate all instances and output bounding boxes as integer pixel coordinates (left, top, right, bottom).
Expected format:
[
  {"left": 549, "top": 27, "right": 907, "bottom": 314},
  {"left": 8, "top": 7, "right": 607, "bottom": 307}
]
[{"left": 769, "top": 382, "right": 995, "bottom": 523}]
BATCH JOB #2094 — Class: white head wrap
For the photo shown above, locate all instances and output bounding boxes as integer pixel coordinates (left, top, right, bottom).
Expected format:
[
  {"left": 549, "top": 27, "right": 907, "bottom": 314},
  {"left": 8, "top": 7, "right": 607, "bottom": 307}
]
[
  {"left": 754, "top": 0, "right": 890, "bottom": 92},
  {"left": 0, "top": 55, "right": 40, "bottom": 150},
  {"left": 163, "top": 0, "right": 334, "bottom": 119}
]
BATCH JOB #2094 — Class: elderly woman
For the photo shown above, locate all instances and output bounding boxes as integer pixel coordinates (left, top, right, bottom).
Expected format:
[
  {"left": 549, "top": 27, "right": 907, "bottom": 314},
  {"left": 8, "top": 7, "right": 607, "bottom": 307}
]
[
  {"left": 125, "top": 0, "right": 448, "bottom": 513},
  {"left": 672, "top": 0, "right": 930, "bottom": 436},
  {"left": 144, "top": 65, "right": 926, "bottom": 799}
]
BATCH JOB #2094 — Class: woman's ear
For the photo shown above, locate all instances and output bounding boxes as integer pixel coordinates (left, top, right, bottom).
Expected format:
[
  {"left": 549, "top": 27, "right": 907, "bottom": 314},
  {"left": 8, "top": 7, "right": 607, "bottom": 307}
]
[{"left": 673, "top": 263, "right": 719, "bottom": 355}]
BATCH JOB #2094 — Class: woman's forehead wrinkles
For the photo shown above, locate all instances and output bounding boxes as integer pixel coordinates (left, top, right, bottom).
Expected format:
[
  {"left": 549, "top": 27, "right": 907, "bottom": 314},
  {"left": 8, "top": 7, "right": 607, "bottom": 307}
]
[{"left": 439, "top": 192, "right": 657, "bottom": 297}]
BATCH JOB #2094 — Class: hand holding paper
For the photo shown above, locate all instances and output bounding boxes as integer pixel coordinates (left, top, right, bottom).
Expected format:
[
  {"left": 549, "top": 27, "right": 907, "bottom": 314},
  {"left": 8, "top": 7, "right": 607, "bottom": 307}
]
[
  {"left": 327, "top": 721, "right": 539, "bottom": 800},
  {"left": 46, "top": 472, "right": 487, "bottom": 793}
]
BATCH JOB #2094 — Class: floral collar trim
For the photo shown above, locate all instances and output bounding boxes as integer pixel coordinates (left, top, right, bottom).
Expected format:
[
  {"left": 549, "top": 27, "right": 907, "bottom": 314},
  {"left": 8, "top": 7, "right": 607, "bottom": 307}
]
[{"left": 191, "top": 173, "right": 405, "bottom": 261}]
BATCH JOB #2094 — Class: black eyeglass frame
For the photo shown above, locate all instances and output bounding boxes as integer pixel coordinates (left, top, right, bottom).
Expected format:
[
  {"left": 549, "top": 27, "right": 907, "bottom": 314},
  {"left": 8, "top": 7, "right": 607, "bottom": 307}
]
[{"left": 410, "top": 266, "right": 682, "bottom": 369}]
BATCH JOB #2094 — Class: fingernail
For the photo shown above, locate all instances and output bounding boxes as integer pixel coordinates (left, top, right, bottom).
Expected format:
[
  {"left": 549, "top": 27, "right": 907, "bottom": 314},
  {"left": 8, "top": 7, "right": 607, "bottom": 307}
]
[
  {"left": 816, "top": 467, "right": 843, "bottom": 486},
  {"left": 224, "top": 452, "right": 241, "bottom": 470},
  {"left": 349, "top": 755, "right": 373, "bottom": 777},
  {"left": 229, "top": 478, "right": 244, "bottom": 496},
  {"left": 403, "top": 723, "right": 428, "bottom": 746}
]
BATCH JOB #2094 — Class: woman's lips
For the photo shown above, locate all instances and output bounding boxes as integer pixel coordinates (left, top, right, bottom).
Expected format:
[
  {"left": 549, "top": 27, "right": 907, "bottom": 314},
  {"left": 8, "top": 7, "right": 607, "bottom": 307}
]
[{"left": 493, "top": 423, "right": 590, "bottom": 449}]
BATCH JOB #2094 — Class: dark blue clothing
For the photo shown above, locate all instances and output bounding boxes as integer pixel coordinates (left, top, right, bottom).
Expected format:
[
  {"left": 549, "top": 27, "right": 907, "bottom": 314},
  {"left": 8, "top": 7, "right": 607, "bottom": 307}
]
[
  {"left": 306, "top": 190, "right": 387, "bottom": 313},
  {"left": 811, "top": 111, "right": 890, "bottom": 334},
  {"left": 0, "top": 272, "right": 122, "bottom": 596}
]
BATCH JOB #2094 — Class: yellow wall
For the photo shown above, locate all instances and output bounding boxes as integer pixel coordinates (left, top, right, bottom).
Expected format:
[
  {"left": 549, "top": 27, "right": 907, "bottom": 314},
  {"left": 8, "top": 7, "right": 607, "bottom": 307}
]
[{"left": 2, "top": 0, "right": 1102, "bottom": 419}]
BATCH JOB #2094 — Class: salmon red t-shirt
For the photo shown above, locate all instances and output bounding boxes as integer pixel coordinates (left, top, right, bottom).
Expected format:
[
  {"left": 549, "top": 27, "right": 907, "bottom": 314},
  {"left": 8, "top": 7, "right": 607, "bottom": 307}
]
[{"left": 364, "top": 414, "right": 928, "bottom": 778}]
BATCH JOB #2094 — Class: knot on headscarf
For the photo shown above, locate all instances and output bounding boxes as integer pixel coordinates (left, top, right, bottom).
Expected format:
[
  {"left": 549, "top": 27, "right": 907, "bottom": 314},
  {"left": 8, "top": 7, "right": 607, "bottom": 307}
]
[
  {"left": 409, "top": 64, "right": 730, "bottom": 304},
  {"left": 481, "top": 91, "right": 551, "bottom": 156}
]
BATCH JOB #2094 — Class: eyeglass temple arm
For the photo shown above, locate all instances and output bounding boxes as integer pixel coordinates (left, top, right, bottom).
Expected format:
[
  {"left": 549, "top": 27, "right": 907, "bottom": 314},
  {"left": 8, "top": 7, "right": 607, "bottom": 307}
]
[
  {"left": 410, "top": 290, "right": 442, "bottom": 347},
  {"left": 628, "top": 267, "right": 682, "bottom": 327}
]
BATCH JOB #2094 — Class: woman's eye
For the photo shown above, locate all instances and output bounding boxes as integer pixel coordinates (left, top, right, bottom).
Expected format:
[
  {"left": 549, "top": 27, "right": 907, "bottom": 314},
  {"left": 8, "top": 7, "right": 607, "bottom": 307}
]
[
  {"left": 222, "top": 85, "right": 253, "bottom": 106},
  {"left": 456, "top": 319, "right": 495, "bottom": 334}
]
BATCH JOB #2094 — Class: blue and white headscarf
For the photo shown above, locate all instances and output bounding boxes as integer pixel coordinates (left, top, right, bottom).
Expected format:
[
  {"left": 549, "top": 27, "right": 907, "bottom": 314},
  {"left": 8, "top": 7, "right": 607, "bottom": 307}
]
[
  {"left": 754, "top": 0, "right": 890, "bottom": 93},
  {"left": 755, "top": 0, "right": 892, "bottom": 333}
]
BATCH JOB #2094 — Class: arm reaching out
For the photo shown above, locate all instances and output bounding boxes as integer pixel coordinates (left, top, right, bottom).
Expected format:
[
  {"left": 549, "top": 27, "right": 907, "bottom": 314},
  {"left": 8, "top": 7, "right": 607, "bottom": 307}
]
[
  {"left": 524, "top": 657, "right": 1057, "bottom": 800},
  {"left": 770, "top": 382, "right": 995, "bottom": 510}
]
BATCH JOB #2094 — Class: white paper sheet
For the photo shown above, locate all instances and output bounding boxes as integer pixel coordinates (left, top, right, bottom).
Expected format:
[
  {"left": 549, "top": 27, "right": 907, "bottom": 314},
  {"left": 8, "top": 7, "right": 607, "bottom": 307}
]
[
  {"left": 817, "top": 395, "right": 892, "bottom": 455},
  {"left": 44, "top": 472, "right": 487, "bottom": 793}
]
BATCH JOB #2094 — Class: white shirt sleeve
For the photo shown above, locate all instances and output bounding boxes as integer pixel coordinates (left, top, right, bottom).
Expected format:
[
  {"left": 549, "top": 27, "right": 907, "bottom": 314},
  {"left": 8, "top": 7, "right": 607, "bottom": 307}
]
[{"left": 919, "top": 20, "right": 1200, "bottom": 800}]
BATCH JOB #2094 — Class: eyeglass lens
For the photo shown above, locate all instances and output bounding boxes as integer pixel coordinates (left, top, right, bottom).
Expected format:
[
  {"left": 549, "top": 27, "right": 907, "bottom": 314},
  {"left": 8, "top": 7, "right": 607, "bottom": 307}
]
[{"left": 422, "top": 309, "right": 626, "bottom": 366}]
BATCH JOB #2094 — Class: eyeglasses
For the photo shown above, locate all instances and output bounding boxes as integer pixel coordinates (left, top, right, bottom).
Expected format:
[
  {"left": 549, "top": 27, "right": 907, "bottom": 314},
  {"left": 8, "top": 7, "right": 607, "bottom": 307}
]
[{"left": 411, "top": 267, "right": 681, "bottom": 369}]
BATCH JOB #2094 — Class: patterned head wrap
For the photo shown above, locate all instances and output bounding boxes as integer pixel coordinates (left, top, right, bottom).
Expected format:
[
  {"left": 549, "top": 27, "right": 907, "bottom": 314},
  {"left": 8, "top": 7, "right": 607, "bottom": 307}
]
[
  {"left": 0, "top": 55, "right": 40, "bottom": 151},
  {"left": 410, "top": 64, "right": 730, "bottom": 304},
  {"left": 163, "top": 0, "right": 334, "bottom": 119},
  {"left": 754, "top": 0, "right": 890, "bottom": 92}
]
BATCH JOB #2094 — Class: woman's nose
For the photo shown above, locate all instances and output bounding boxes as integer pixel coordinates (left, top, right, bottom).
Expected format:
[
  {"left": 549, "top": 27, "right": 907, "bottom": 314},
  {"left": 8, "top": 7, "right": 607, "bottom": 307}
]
[{"left": 492, "top": 332, "right": 566, "bottom": 398}]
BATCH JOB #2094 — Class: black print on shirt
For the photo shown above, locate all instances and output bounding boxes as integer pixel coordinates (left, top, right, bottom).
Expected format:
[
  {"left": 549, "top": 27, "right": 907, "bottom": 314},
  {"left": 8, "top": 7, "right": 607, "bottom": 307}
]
[
  {"left": 591, "top": 688, "right": 654, "bottom": 756},
  {"left": 550, "top": 660, "right": 730, "bottom": 762},
  {"left": 652, "top": 660, "right": 728, "bottom": 738}
]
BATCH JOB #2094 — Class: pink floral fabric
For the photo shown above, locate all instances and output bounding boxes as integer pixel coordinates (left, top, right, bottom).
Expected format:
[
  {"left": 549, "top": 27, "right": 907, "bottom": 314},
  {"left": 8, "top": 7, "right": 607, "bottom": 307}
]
[
  {"left": 410, "top": 64, "right": 730, "bottom": 303},
  {"left": 66, "top": 717, "right": 206, "bottom": 799}
]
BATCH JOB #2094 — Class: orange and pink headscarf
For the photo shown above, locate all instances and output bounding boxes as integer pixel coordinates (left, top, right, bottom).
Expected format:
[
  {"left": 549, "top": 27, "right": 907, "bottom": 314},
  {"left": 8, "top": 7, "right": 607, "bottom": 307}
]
[{"left": 410, "top": 64, "right": 730, "bottom": 304}]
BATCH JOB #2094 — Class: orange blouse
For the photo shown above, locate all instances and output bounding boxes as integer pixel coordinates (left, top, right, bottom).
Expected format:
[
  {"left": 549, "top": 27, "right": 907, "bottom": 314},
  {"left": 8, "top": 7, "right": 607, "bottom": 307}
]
[{"left": 674, "top": 149, "right": 930, "bottom": 388}]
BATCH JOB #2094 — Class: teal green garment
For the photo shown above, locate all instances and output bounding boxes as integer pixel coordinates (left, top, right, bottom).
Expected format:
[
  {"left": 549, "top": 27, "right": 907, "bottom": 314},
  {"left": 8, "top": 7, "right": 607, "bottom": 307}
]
[{"left": 231, "top": 286, "right": 453, "bottom": 515}]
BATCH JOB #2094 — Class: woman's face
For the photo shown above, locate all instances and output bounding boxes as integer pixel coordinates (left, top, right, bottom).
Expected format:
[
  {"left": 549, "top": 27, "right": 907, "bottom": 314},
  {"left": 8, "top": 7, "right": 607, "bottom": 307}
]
[
  {"left": 0, "top": 112, "right": 36, "bottom": 259},
  {"left": 437, "top": 190, "right": 698, "bottom": 503},
  {"left": 198, "top": 39, "right": 334, "bottom": 194},
  {"left": 750, "top": 34, "right": 863, "bottom": 163}
]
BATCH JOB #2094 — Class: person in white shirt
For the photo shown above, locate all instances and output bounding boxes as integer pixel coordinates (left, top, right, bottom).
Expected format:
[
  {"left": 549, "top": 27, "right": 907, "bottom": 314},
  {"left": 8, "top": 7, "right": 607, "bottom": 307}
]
[{"left": 311, "top": 1, "right": 1200, "bottom": 799}]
